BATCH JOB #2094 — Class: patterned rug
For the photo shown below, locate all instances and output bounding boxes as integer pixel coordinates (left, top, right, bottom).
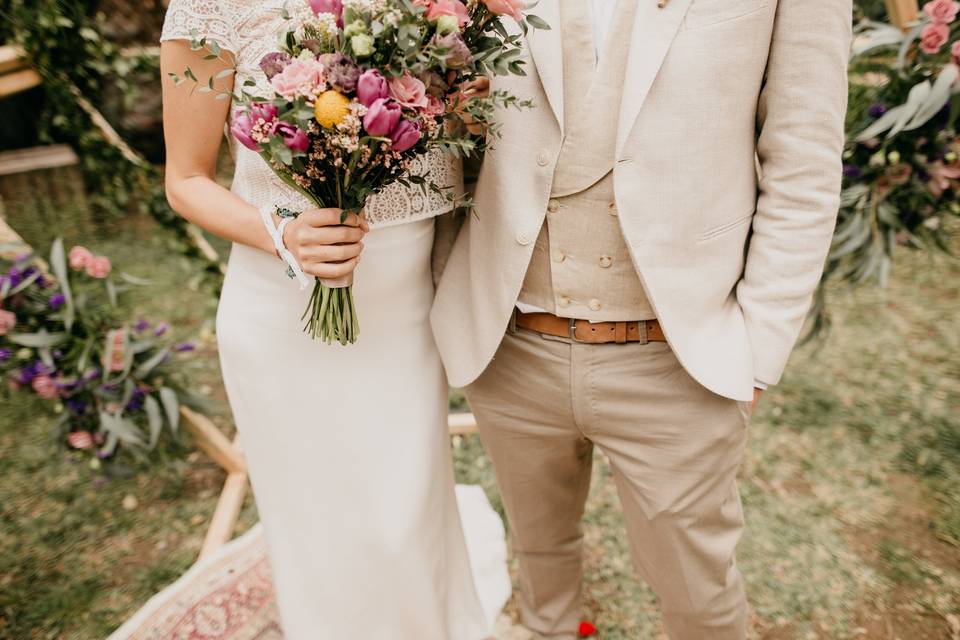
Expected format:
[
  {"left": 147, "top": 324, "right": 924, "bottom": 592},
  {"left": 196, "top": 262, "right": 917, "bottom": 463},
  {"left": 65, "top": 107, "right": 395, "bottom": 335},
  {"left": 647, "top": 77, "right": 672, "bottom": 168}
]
[{"left": 108, "top": 524, "right": 530, "bottom": 640}]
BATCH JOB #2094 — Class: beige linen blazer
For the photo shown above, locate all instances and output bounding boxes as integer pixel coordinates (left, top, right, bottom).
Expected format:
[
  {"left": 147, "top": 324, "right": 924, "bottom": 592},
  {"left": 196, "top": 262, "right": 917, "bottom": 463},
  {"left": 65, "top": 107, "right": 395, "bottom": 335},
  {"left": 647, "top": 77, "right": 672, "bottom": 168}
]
[{"left": 431, "top": 0, "right": 852, "bottom": 402}]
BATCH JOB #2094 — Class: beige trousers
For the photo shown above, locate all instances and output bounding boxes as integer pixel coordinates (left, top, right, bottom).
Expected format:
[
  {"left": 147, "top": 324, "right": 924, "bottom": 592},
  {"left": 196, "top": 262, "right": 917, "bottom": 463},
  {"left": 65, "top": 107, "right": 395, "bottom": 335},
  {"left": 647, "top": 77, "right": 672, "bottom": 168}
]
[{"left": 465, "top": 326, "right": 751, "bottom": 639}]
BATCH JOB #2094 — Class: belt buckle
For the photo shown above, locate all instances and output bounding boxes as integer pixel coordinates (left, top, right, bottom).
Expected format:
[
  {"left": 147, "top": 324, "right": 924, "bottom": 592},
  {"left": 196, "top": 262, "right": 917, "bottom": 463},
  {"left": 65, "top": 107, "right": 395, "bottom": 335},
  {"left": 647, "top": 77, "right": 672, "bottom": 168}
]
[{"left": 568, "top": 317, "right": 584, "bottom": 343}]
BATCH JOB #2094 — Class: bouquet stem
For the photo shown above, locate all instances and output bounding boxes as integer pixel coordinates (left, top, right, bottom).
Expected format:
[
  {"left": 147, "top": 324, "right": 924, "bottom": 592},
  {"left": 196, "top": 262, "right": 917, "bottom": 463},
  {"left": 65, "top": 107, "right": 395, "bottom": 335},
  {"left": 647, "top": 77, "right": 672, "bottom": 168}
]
[{"left": 302, "top": 280, "right": 359, "bottom": 345}]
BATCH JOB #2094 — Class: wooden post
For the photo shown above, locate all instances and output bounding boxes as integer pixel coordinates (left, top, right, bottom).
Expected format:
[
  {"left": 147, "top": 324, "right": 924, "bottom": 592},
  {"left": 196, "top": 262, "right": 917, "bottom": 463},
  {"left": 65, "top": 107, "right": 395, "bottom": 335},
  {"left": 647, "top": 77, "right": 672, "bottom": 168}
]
[
  {"left": 0, "top": 46, "right": 40, "bottom": 98},
  {"left": 885, "top": 0, "right": 920, "bottom": 30}
]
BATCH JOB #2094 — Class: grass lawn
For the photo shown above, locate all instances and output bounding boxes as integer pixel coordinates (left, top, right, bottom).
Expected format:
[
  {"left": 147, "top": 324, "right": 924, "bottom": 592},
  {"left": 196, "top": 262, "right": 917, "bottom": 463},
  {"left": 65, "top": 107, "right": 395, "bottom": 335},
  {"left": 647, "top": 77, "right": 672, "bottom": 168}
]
[{"left": 1, "top": 220, "right": 958, "bottom": 639}]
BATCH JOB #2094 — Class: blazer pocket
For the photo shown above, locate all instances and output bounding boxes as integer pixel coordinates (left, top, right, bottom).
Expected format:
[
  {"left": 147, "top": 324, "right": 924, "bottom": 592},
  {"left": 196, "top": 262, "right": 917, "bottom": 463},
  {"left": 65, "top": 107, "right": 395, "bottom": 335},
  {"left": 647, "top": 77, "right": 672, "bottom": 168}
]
[
  {"left": 699, "top": 213, "right": 754, "bottom": 242},
  {"left": 683, "top": 0, "right": 768, "bottom": 30}
]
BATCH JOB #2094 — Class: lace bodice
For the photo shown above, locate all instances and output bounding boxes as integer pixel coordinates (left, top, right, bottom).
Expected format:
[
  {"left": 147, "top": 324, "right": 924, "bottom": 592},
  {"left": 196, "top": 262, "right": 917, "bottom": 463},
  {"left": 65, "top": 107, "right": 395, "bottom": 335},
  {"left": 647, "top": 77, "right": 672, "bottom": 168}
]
[{"left": 160, "top": 0, "right": 462, "bottom": 228}]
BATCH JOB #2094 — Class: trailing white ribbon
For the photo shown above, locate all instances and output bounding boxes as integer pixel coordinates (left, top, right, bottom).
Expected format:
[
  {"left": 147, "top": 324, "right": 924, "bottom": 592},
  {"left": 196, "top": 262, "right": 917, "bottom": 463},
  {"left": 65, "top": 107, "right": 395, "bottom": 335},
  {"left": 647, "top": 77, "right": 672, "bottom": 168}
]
[{"left": 260, "top": 206, "right": 310, "bottom": 290}]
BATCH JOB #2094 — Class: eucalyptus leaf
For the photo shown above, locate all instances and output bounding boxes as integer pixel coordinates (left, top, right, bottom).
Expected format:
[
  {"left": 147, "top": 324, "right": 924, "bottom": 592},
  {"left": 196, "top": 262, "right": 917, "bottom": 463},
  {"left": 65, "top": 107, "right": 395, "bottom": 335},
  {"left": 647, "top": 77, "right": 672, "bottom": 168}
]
[
  {"left": 49, "top": 238, "right": 75, "bottom": 330},
  {"left": 889, "top": 81, "right": 931, "bottom": 137},
  {"left": 144, "top": 394, "right": 163, "bottom": 449},
  {"left": 6, "top": 331, "right": 67, "bottom": 348},
  {"left": 903, "top": 64, "right": 959, "bottom": 131},
  {"left": 159, "top": 387, "right": 180, "bottom": 434},
  {"left": 134, "top": 347, "right": 170, "bottom": 379}
]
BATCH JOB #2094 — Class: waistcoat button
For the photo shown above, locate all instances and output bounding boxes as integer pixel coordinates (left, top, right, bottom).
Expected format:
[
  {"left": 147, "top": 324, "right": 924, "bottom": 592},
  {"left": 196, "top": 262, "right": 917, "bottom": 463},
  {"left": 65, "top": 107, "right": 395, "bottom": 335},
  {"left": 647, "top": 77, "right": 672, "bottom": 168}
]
[
  {"left": 537, "top": 152, "right": 550, "bottom": 167},
  {"left": 599, "top": 255, "right": 613, "bottom": 268},
  {"left": 559, "top": 295, "right": 571, "bottom": 307},
  {"left": 589, "top": 299, "right": 602, "bottom": 312},
  {"left": 547, "top": 199, "right": 560, "bottom": 213},
  {"left": 608, "top": 202, "right": 618, "bottom": 216},
  {"left": 552, "top": 249, "right": 566, "bottom": 263},
  {"left": 516, "top": 232, "right": 532, "bottom": 246}
]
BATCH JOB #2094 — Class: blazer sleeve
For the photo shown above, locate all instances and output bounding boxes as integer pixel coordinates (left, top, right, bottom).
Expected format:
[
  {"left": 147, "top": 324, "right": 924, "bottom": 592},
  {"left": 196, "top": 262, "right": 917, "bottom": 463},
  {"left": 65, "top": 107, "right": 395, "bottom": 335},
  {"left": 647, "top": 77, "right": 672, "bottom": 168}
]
[{"left": 736, "top": 0, "right": 852, "bottom": 386}]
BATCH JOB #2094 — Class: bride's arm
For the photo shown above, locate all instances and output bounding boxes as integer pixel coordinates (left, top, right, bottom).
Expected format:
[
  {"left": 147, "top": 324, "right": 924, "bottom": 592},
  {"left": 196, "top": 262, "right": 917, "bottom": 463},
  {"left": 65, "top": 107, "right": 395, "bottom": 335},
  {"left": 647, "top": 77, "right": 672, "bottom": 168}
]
[{"left": 160, "top": 41, "right": 366, "bottom": 279}]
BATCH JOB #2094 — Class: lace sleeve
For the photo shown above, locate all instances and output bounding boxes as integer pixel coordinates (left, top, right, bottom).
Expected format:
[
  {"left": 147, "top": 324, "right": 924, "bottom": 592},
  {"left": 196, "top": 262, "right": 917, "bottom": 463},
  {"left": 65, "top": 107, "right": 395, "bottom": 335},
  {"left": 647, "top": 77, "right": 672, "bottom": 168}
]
[{"left": 160, "top": 0, "right": 240, "bottom": 54}]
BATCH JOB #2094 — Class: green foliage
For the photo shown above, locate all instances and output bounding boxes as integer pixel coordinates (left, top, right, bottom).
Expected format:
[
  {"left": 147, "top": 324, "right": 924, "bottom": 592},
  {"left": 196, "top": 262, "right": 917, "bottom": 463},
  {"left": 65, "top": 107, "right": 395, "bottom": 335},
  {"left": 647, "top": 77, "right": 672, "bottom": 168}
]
[{"left": 0, "top": 0, "right": 223, "bottom": 288}]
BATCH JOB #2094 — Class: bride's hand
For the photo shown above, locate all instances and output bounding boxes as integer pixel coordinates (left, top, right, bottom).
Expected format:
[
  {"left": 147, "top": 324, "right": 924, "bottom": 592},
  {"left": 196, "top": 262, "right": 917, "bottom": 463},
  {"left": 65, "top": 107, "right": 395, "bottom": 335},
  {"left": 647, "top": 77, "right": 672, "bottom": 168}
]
[{"left": 282, "top": 208, "right": 369, "bottom": 282}]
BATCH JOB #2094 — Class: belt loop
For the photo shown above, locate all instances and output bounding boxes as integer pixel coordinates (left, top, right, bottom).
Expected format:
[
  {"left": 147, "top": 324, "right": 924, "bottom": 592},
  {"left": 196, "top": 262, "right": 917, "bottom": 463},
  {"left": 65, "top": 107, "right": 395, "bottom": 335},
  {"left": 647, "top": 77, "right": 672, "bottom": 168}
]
[
  {"left": 508, "top": 308, "right": 518, "bottom": 334},
  {"left": 638, "top": 320, "right": 649, "bottom": 345}
]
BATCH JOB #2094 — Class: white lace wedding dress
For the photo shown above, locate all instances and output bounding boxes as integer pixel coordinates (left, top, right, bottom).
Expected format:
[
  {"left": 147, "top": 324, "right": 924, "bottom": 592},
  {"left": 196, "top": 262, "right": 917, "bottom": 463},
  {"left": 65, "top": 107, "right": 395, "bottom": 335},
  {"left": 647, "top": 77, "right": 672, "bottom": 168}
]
[{"left": 160, "top": 2, "right": 510, "bottom": 638}]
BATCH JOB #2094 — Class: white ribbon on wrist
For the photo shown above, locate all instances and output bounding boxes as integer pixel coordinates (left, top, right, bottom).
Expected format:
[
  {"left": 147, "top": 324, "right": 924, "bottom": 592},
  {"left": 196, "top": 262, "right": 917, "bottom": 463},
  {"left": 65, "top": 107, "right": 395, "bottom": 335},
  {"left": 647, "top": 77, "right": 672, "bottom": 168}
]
[{"left": 260, "top": 205, "right": 310, "bottom": 289}]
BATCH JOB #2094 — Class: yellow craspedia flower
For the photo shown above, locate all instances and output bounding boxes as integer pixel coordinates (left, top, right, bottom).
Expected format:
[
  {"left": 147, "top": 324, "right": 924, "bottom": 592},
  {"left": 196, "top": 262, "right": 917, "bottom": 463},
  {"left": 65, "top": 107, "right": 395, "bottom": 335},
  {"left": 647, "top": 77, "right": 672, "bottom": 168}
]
[{"left": 314, "top": 90, "right": 351, "bottom": 128}]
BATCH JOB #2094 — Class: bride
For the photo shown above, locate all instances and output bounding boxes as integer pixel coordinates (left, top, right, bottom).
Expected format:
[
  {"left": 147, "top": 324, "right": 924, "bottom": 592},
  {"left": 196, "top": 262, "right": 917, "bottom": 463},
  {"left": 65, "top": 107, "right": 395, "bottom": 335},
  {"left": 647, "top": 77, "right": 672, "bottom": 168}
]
[{"left": 159, "top": 1, "right": 508, "bottom": 637}]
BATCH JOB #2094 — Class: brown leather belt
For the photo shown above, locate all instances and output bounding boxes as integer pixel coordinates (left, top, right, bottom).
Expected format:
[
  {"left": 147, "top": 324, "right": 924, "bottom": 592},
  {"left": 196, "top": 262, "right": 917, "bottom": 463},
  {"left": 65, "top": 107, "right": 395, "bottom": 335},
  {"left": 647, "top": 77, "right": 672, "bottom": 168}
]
[{"left": 514, "top": 311, "right": 666, "bottom": 345}]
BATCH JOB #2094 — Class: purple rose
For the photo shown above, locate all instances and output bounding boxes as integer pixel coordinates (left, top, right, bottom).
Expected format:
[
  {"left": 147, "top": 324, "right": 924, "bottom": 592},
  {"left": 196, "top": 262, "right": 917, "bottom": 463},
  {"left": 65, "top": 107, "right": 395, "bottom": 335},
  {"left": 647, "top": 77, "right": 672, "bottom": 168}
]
[
  {"left": 390, "top": 119, "right": 422, "bottom": 153},
  {"left": 275, "top": 121, "right": 310, "bottom": 153},
  {"left": 48, "top": 293, "right": 66, "bottom": 310},
  {"left": 308, "top": 0, "right": 343, "bottom": 17},
  {"left": 432, "top": 32, "right": 473, "bottom": 69},
  {"left": 259, "top": 52, "right": 292, "bottom": 80},
  {"left": 230, "top": 112, "right": 260, "bottom": 151},
  {"left": 319, "top": 53, "right": 361, "bottom": 93},
  {"left": 357, "top": 69, "right": 389, "bottom": 107},
  {"left": 363, "top": 98, "right": 402, "bottom": 137}
]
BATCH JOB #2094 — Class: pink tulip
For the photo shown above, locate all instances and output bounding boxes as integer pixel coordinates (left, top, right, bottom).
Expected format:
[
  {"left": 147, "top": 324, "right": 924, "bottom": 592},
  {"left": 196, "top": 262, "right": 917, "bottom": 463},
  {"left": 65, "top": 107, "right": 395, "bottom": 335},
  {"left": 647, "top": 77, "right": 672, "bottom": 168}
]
[
  {"left": 230, "top": 112, "right": 260, "bottom": 151},
  {"left": 924, "top": 0, "right": 960, "bottom": 23},
  {"left": 920, "top": 22, "right": 950, "bottom": 54},
  {"left": 483, "top": 0, "right": 524, "bottom": 20},
  {"left": 388, "top": 73, "right": 429, "bottom": 109},
  {"left": 426, "top": 0, "right": 470, "bottom": 27},
  {"left": 308, "top": 0, "right": 343, "bottom": 17},
  {"left": 0, "top": 309, "right": 15, "bottom": 336},
  {"left": 85, "top": 255, "right": 111, "bottom": 279},
  {"left": 357, "top": 69, "right": 389, "bottom": 107},
  {"left": 250, "top": 102, "right": 279, "bottom": 124},
  {"left": 31, "top": 375, "right": 59, "bottom": 400},
  {"left": 390, "top": 119, "right": 422, "bottom": 153},
  {"left": 363, "top": 98, "right": 403, "bottom": 137},
  {"left": 68, "top": 246, "right": 93, "bottom": 270},
  {"left": 275, "top": 121, "right": 310, "bottom": 153}
]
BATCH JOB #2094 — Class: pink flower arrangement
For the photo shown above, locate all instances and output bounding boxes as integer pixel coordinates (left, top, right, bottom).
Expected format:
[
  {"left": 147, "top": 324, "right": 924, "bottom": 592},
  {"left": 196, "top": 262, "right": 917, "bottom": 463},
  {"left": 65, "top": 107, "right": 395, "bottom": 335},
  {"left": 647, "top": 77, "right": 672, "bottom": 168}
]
[
  {"left": 31, "top": 374, "right": 59, "bottom": 400},
  {"left": 68, "top": 245, "right": 93, "bottom": 270},
  {"left": 85, "top": 255, "right": 112, "bottom": 279},
  {"left": 388, "top": 73, "right": 429, "bottom": 109}
]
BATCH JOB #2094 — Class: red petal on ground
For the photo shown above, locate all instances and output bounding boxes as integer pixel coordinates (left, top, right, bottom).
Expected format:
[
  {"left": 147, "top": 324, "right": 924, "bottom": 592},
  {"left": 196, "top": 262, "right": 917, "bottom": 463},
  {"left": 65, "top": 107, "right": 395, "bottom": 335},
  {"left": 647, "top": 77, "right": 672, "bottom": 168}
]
[{"left": 579, "top": 620, "right": 598, "bottom": 637}]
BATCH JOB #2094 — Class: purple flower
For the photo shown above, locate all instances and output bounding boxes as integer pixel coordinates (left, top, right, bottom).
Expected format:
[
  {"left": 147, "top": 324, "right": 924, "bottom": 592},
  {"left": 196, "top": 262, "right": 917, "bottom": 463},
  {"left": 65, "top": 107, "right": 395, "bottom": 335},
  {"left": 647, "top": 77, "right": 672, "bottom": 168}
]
[
  {"left": 134, "top": 319, "right": 151, "bottom": 333},
  {"left": 83, "top": 367, "right": 102, "bottom": 382},
  {"left": 125, "top": 388, "right": 145, "bottom": 411},
  {"left": 0, "top": 348, "right": 11, "bottom": 362},
  {"left": 65, "top": 398, "right": 88, "bottom": 414},
  {"left": 274, "top": 121, "right": 311, "bottom": 153},
  {"left": 250, "top": 102, "right": 279, "bottom": 123},
  {"left": 153, "top": 323, "right": 168, "bottom": 337},
  {"left": 432, "top": 32, "right": 473, "bottom": 69},
  {"left": 363, "top": 98, "right": 402, "bottom": 137},
  {"left": 390, "top": 119, "right": 422, "bottom": 153},
  {"left": 259, "top": 52, "right": 292, "bottom": 80},
  {"left": 319, "top": 53, "right": 361, "bottom": 93},
  {"left": 357, "top": 69, "right": 389, "bottom": 107},
  {"left": 868, "top": 103, "right": 887, "bottom": 119},
  {"left": 843, "top": 164, "right": 863, "bottom": 179},
  {"left": 230, "top": 112, "right": 260, "bottom": 151},
  {"left": 48, "top": 293, "right": 66, "bottom": 310},
  {"left": 174, "top": 342, "right": 196, "bottom": 353}
]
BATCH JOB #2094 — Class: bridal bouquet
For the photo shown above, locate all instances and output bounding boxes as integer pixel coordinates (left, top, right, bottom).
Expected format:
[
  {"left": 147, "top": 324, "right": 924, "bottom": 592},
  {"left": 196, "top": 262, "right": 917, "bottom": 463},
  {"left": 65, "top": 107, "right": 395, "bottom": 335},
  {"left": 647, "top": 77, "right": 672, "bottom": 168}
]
[{"left": 175, "top": 0, "right": 546, "bottom": 344}]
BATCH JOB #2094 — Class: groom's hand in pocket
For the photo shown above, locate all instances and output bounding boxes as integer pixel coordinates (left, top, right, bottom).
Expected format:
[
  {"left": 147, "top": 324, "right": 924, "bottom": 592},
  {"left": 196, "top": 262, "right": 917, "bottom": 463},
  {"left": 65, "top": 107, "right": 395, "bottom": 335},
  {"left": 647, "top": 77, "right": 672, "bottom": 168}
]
[{"left": 282, "top": 207, "right": 369, "bottom": 280}]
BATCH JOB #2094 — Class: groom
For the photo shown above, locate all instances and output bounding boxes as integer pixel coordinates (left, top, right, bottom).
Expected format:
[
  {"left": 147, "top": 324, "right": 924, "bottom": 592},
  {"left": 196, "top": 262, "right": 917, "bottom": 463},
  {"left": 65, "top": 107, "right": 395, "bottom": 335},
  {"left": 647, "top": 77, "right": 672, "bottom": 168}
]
[{"left": 433, "top": 0, "right": 851, "bottom": 637}]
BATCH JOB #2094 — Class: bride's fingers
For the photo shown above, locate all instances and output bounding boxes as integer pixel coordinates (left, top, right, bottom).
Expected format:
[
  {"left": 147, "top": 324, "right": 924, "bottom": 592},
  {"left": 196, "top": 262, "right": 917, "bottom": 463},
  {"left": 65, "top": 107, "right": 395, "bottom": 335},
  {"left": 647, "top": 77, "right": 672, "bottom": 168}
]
[
  {"left": 303, "top": 256, "right": 360, "bottom": 279},
  {"left": 308, "top": 241, "right": 364, "bottom": 263},
  {"left": 301, "top": 208, "right": 364, "bottom": 228}
]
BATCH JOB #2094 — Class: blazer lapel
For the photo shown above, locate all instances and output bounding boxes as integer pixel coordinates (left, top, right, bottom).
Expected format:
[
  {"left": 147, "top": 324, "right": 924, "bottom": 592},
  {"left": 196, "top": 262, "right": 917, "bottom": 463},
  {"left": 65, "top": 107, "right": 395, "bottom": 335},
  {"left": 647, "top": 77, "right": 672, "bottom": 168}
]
[
  {"left": 616, "top": 0, "right": 695, "bottom": 155},
  {"left": 525, "top": 1, "right": 564, "bottom": 134}
]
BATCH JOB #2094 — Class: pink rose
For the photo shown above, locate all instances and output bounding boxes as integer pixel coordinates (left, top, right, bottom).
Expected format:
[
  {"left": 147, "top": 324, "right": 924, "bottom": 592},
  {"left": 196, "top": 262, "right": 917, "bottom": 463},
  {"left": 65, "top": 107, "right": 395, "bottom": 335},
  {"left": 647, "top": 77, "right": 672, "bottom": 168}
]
[
  {"left": 85, "top": 255, "right": 111, "bottom": 279},
  {"left": 423, "top": 94, "right": 446, "bottom": 116},
  {"left": 390, "top": 119, "right": 422, "bottom": 153},
  {"left": 363, "top": 98, "right": 403, "bottom": 137},
  {"left": 388, "top": 73, "right": 429, "bottom": 109},
  {"left": 921, "top": 22, "right": 951, "bottom": 54},
  {"left": 270, "top": 57, "right": 326, "bottom": 99},
  {"left": 426, "top": 0, "right": 470, "bottom": 27},
  {"left": 31, "top": 375, "right": 59, "bottom": 400},
  {"left": 357, "top": 69, "right": 389, "bottom": 107},
  {"left": 0, "top": 309, "right": 16, "bottom": 335},
  {"left": 483, "top": 0, "right": 524, "bottom": 20},
  {"left": 924, "top": 0, "right": 960, "bottom": 23},
  {"left": 68, "top": 246, "right": 93, "bottom": 270},
  {"left": 67, "top": 431, "right": 94, "bottom": 450}
]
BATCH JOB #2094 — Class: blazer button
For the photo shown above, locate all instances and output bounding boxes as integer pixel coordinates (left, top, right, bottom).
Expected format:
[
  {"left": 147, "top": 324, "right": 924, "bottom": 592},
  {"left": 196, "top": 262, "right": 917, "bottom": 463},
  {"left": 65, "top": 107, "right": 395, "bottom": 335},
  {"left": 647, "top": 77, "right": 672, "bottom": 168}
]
[
  {"left": 589, "top": 299, "right": 602, "bottom": 312},
  {"left": 537, "top": 152, "right": 550, "bottom": 167},
  {"left": 607, "top": 202, "right": 618, "bottom": 216},
  {"left": 547, "top": 199, "right": 560, "bottom": 213},
  {"left": 552, "top": 249, "right": 566, "bottom": 263},
  {"left": 599, "top": 255, "right": 613, "bottom": 268},
  {"left": 516, "top": 231, "right": 532, "bottom": 246}
]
